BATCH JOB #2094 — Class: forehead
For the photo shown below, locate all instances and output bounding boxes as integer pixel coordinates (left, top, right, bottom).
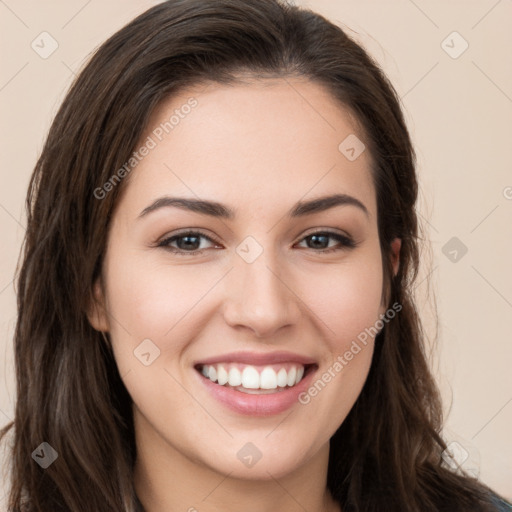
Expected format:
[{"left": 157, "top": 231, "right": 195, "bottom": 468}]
[{"left": 119, "top": 78, "right": 376, "bottom": 220}]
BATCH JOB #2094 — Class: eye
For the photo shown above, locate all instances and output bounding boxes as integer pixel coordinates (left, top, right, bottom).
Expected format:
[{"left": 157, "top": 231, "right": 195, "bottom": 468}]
[
  {"left": 156, "top": 229, "right": 357, "bottom": 256},
  {"left": 295, "top": 231, "right": 356, "bottom": 254},
  {"left": 157, "top": 230, "right": 220, "bottom": 256}
]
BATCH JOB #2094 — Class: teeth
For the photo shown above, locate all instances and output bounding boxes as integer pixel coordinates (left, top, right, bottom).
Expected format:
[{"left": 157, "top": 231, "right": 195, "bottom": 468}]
[
  {"left": 217, "top": 365, "right": 229, "bottom": 385},
  {"left": 296, "top": 366, "right": 304, "bottom": 384},
  {"left": 260, "top": 367, "right": 277, "bottom": 389},
  {"left": 199, "top": 363, "right": 308, "bottom": 391},
  {"left": 277, "top": 368, "right": 288, "bottom": 387},
  {"left": 287, "top": 366, "right": 297, "bottom": 387},
  {"left": 228, "top": 367, "right": 242, "bottom": 386},
  {"left": 242, "top": 367, "right": 260, "bottom": 389}
]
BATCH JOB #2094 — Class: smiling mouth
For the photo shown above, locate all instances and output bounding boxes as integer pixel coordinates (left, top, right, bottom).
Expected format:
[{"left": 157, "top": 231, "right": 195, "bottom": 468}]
[{"left": 195, "top": 362, "right": 317, "bottom": 394}]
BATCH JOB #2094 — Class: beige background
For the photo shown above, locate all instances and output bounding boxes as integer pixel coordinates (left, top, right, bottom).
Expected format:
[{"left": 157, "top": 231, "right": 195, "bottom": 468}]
[{"left": 1, "top": 0, "right": 511, "bottom": 504}]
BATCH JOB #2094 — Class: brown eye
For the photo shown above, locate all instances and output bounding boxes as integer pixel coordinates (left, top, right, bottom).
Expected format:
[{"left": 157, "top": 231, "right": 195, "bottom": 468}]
[
  {"left": 158, "top": 231, "right": 220, "bottom": 256},
  {"left": 297, "top": 231, "right": 356, "bottom": 254}
]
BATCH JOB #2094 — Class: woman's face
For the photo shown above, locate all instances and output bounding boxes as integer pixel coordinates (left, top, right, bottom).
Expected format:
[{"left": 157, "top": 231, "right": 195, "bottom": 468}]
[{"left": 89, "top": 77, "right": 400, "bottom": 481}]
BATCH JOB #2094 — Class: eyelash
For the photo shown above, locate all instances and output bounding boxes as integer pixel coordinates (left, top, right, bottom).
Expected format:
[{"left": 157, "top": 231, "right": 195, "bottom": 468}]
[{"left": 156, "top": 229, "right": 357, "bottom": 256}]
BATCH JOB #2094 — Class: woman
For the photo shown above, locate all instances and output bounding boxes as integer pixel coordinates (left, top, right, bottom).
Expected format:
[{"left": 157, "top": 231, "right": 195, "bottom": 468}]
[{"left": 1, "top": 0, "right": 510, "bottom": 510}]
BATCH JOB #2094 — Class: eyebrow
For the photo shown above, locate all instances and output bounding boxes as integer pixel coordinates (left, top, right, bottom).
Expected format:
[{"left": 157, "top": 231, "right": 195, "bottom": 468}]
[{"left": 138, "top": 193, "right": 369, "bottom": 220}]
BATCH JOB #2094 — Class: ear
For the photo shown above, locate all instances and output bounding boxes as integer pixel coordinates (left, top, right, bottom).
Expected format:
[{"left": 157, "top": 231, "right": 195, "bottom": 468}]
[
  {"left": 378, "top": 237, "right": 402, "bottom": 317},
  {"left": 390, "top": 238, "right": 401, "bottom": 276},
  {"left": 86, "top": 277, "right": 110, "bottom": 332}
]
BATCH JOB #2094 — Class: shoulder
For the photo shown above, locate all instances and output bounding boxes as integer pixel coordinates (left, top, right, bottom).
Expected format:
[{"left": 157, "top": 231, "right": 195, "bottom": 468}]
[{"left": 489, "top": 492, "right": 512, "bottom": 512}]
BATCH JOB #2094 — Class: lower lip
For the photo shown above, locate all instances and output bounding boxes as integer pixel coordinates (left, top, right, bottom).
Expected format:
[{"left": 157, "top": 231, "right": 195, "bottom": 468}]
[{"left": 194, "top": 366, "right": 317, "bottom": 417}]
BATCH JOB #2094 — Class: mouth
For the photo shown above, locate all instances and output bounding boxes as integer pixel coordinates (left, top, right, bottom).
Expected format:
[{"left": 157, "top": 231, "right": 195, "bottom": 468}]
[
  {"left": 193, "top": 351, "right": 319, "bottom": 416},
  {"left": 194, "top": 362, "right": 317, "bottom": 395}
]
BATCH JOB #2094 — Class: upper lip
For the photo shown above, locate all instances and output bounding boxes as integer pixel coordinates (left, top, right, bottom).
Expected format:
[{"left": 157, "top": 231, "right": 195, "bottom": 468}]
[{"left": 195, "top": 350, "right": 317, "bottom": 367}]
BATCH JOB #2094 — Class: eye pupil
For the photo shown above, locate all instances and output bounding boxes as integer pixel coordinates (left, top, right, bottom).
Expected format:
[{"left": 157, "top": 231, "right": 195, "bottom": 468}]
[
  {"left": 178, "top": 235, "right": 200, "bottom": 250},
  {"left": 309, "top": 234, "right": 328, "bottom": 249}
]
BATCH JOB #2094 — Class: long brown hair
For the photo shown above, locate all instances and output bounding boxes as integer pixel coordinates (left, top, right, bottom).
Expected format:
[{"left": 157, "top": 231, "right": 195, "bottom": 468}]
[{"left": 1, "top": 0, "right": 508, "bottom": 510}]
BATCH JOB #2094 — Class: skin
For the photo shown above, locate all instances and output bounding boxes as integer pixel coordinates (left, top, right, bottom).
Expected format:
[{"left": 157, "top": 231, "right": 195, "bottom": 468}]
[{"left": 88, "top": 77, "right": 401, "bottom": 512}]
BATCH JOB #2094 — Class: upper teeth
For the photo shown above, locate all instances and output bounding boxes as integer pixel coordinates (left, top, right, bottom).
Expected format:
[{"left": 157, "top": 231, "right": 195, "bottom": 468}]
[{"left": 200, "top": 363, "right": 305, "bottom": 390}]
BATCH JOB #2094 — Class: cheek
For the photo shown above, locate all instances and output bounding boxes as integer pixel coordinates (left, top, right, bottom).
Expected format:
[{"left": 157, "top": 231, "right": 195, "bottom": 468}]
[
  {"left": 301, "top": 252, "right": 384, "bottom": 348},
  {"left": 105, "top": 251, "right": 208, "bottom": 335},
  {"left": 103, "top": 249, "right": 228, "bottom": 373},
  {"left": 102, "top": 253, "right": 208, "bottom": 411},
  {"left": 294, "top": 259, "right": 383, "bottom": 428}
]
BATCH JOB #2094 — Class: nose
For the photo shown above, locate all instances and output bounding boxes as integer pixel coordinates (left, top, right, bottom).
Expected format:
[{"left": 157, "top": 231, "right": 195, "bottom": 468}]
[{"left": 222, "top": 249, "right": 301, "bottom": 338}]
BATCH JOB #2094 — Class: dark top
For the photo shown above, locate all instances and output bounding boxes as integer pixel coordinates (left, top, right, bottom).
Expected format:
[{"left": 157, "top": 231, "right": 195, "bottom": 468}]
[{"left": 491, "top": 492, "right": 512, "bottom": 511}]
